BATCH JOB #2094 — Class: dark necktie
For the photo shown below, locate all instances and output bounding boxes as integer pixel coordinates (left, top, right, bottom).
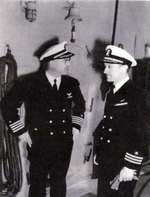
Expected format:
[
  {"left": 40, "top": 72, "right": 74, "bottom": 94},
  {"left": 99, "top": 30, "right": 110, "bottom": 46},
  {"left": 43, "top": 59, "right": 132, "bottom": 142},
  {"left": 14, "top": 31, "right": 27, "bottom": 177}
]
[
  {"left": 53, "top": 79, "right": 57, "bottom": 91},
  {"left": 105, "top": 85, "right": 114, "bottom": 112},
  {"left": 106, "top": 85, "right": 114, "bottom": 103},
  {"left": 109, "top": 85, "right": 114, "bottom": 95}
]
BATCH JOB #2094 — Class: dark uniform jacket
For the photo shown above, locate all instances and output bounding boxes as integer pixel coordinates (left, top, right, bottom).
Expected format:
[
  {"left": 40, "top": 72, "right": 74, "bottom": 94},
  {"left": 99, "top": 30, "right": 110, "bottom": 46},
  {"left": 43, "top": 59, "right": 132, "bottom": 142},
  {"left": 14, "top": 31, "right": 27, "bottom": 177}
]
[
  {"left": 94, "top": 79, "right": 144, "bottom": 179},
  {"left": 1, "top": 71, "right": 85, "bottom": 146}
]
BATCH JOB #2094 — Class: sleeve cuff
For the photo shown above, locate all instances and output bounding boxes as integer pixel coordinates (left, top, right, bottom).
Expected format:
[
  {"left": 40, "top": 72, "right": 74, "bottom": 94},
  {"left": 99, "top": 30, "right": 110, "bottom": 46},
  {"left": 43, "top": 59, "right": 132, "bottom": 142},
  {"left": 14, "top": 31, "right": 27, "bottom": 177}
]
[
  {"left": 9, "top": 119, "right": 26, "bottom": 136},
  {"left": 72, "top": 115, "right": 84, "bottom": 130},
  {"left": 124, "top": 152, "right": 144, "bottom": 169}
]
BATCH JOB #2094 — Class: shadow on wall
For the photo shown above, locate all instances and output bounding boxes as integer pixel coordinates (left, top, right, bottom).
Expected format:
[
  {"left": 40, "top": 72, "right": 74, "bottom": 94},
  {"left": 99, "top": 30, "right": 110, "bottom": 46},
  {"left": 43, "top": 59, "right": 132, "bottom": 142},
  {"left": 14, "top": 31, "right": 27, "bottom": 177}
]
[
  {"left": 33, "top": 36, "right": 59, "bottom": 59},
  {"left": 33, "top": 36, "right": 60, "bottom": 70},
  {"left": 89, "top": 39, "right": 110, "bottom": 101}
]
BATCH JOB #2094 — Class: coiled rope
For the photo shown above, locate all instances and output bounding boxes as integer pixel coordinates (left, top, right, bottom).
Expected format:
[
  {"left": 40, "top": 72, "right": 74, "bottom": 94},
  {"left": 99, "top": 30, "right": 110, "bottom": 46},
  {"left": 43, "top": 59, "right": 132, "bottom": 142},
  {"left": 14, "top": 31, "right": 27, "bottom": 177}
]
[{"left": 0, "top": 45, "right": 22, "bottom": 196}]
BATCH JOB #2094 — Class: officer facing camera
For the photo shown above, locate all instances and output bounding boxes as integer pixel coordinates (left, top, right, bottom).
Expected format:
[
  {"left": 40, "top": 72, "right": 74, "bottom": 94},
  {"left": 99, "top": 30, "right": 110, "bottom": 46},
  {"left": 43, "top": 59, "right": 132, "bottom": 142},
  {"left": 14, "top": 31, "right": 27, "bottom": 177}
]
[
  {"left": 1, "top": 40, "right": 85, "bottom": 197},
  {"left": 93, "top": 45, "right": 145, "bottom": 197}
]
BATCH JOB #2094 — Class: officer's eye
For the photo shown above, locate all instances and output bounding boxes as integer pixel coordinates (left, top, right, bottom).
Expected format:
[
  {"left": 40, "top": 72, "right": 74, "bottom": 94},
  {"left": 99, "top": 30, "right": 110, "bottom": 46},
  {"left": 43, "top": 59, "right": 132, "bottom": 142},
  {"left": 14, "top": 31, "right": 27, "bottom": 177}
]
[
  {"left": 104, "top": 65, "right": 110, "bottom": 69},
  {"left": 64, "top": 58, "right": 70, "bottom": 63}
]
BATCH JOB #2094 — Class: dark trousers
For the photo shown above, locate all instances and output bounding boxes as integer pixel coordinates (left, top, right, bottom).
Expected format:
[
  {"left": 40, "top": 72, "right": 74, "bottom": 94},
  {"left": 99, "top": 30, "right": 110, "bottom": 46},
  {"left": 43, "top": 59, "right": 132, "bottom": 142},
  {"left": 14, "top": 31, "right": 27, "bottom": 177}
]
[
  {"left": 97, "top": 177, "right": 137, "bottom": 197},
  {"left": 28, "top": 142, "right": 73, "bottom": 197}
]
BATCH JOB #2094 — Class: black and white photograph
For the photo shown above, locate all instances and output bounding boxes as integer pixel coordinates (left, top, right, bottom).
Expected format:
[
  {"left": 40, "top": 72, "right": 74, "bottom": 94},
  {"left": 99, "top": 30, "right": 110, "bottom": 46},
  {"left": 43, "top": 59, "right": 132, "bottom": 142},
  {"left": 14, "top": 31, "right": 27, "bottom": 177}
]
[{"left": 0, "top": 0, "right": 150, "bottom": 197}]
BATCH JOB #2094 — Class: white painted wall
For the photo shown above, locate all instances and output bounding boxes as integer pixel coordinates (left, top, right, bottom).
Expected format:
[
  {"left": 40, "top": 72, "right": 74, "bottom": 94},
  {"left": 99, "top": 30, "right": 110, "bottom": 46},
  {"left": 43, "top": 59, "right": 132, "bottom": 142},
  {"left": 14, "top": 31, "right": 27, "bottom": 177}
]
[{"left": 1, "top": 0, "right": 150, "bottom": 196}]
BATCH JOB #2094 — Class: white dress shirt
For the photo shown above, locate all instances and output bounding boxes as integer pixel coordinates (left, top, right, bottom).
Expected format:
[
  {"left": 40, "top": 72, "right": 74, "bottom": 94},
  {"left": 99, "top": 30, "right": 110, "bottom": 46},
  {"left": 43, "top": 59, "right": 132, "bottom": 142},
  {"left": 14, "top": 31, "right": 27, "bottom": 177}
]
[
  {"left": 113, "top": 76, "right": 130, "bottom": 94},
  {"left": 45, "top": 71, "right": 61, "bottom": 90}
]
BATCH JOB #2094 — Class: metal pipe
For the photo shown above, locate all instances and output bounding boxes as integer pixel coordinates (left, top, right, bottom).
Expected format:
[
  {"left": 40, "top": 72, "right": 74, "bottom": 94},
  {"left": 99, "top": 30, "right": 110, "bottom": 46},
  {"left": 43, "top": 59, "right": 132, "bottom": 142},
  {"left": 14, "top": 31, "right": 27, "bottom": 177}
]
[{"left": 111, "top": 0, "right": 119, "bottom": 45}]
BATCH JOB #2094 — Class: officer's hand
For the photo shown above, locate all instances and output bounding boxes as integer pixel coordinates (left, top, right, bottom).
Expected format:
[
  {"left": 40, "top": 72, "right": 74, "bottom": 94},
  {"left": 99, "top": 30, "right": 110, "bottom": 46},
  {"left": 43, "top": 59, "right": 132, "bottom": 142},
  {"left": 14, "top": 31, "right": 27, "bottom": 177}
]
[
  {"left": 18, "top": 132, "right": 32, "bottom": 147},
  {"left": 119, "top": 167, "right": 136, "bottom": 182},
  {"left": 72, "top": 127, "right": 80, "bottom": 141}
]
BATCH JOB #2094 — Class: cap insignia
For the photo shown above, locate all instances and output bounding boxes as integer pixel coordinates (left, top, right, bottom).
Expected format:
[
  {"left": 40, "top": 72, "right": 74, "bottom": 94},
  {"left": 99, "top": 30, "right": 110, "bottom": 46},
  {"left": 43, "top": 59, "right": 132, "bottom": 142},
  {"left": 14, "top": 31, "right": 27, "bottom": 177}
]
[{"left": 106, "top": 48, "right": 112, "bottom": 57}]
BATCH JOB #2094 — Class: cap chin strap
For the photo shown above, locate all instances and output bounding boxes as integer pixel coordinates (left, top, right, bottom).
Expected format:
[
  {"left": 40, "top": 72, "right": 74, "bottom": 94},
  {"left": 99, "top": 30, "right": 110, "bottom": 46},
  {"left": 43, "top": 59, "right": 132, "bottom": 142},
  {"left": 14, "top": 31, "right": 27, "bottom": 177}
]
[
  {"left": 41, "top": 51, "right": 74, "bottom": 62},
  {"left": 54, "top": 52, "right": 74, "bottom": 60},
  {"left": 104, "top": 54, "right": 132, "bottom": 66}
]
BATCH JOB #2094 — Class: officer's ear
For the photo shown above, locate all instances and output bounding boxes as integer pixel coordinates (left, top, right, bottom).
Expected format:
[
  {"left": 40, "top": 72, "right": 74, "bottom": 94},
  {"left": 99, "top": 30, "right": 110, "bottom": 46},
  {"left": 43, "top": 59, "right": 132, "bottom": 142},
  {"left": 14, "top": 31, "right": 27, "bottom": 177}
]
[{"left": 121, "top": 64, "right": 129, "bottom": 72}]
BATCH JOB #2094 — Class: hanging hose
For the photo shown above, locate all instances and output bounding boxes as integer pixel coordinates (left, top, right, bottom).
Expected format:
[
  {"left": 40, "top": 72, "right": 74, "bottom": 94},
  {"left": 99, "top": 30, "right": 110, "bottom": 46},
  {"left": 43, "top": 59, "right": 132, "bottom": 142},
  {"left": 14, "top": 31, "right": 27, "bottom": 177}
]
[{"left": 0, "top": 46, "right": 22, "bottom": 197}]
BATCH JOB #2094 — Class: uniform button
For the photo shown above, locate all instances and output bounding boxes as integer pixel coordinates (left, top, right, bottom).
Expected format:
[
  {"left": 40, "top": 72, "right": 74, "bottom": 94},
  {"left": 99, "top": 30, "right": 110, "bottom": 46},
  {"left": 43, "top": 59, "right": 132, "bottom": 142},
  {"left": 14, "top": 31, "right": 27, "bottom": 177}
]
[
  {"left": 62, "top": 120, "right": 66, "bottom": 123},
  {"left": 100, "top": 137, "right": 103, "bottom": 140},
  {"left": 104, "top": 115, "right": 106, "bottom": 118},
  {"left": 107, "top": 139, "right": 110, "bottom": 143},
  {"left": 63, "top": 130, "right": 66, "bottom": 134},
  {"left": 81, "top": 114, "right": 84, "bottom": 118},
  {"left": 108, "top": 128, "right": 112, "bottom": 132},
  {"left": 49, "top": 120, "right": 53, "bottom": 124},
  {"left": 102, "top": 126, "right": 105, "bottom": 129},
  {"left": 62, "top": 109, "right": 66, "bottom": 112},
  {"left": 9, "top": 120, "right": 12, "bottom": 123},
  {"left": 110, "top": 116, "right": 113, "bottom": 119},
  {"left": 49, "top": 109, "right": 53, "bottom": 112},
  {"left": 50, "top": 132, "right": 54, "bottom": 135},
  {"left": 134, "top": 151, "right": 139, "bottom": 155},
  {"left": 34, "top": 128, "right": 38, "bottom": 131}
]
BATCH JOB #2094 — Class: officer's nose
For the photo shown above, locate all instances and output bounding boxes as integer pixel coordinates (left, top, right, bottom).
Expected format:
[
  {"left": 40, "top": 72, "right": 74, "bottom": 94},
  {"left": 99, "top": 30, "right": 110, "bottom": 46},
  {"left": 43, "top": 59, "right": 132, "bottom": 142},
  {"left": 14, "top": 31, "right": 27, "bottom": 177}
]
[
  {"left": 65, "top": 60, "right": 71, "bottom": 67},
  {"left": 104, "top": 67, "right": 108, "bottom": 74}
]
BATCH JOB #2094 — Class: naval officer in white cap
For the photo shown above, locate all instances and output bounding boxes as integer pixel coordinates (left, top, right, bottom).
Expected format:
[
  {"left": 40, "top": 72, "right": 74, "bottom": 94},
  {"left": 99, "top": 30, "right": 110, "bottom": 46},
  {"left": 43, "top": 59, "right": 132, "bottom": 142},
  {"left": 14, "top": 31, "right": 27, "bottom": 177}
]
[
  {"left": 93, "top": 45, "right": 144, "bottom": 197},
  {"left": 1, "top": 40, "right": 85, "bottom": 197}
]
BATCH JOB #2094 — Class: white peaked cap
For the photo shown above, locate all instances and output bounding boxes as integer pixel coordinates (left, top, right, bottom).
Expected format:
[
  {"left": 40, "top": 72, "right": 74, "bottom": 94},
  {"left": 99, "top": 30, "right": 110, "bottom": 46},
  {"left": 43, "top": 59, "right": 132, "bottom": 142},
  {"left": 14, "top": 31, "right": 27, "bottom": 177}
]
[
  {"left": 40, "top": 41, "right": 74, "bottom": 61},
  {"left": 103, "top": 45, "right": 137, "bottom": 67}
]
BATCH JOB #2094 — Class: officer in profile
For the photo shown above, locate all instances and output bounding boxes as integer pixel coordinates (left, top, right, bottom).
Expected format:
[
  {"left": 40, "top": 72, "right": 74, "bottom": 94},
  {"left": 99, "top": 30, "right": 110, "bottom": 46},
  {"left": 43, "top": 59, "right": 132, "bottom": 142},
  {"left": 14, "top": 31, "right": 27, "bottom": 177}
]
[
  {"left": 93, "top": 45, "right": 145, "bottom": 197},
  {"left": 1, "top": 40, "right": 85, "bottom": 197}
]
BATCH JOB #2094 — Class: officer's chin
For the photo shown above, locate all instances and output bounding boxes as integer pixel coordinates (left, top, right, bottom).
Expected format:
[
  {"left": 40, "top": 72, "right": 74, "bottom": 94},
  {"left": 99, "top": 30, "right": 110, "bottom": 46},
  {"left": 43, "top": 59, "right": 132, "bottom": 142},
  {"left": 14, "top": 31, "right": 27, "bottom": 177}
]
[
  {"left": 106, "top": 76, "right": 113, "bottom": 82},
  {"left": 58, "top": 69, "right": 68, "bottom": 75}
]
